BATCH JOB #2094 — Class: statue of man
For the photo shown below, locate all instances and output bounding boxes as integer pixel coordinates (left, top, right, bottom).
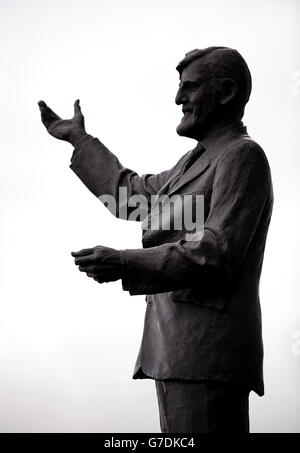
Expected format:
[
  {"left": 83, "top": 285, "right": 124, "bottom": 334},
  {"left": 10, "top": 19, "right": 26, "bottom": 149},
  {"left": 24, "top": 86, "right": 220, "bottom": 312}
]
[{"left": 38, "top": 46, "right": 273, "bottom": 433}]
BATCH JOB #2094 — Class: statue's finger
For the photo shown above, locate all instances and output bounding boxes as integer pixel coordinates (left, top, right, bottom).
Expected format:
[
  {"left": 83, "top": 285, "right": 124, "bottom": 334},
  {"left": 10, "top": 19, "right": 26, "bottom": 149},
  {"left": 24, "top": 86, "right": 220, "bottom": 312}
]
[
  {"left": 38, "top": 100, "right": 61, "bottom": 127},
  {"left": 38, "top": 100, "right": 47, "bottom": 111},
  {"left": 71, "top": 247, "right": 95, "bottom": 257},
  {"left": 79, "top": 265, "right": 96, "bottom": 273},
  {"left": 74, "top": 255, "right": 95, "bottom": 265},
  {"left": 74, "top": 99, "right": 82, "bottom": 117}
]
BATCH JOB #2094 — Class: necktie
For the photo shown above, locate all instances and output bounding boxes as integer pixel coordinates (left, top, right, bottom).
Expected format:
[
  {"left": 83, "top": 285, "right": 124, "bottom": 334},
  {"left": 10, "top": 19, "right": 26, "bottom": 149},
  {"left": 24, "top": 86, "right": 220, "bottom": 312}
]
[{"left": 182, "top": 143, "right": 206, "bottom": 175}]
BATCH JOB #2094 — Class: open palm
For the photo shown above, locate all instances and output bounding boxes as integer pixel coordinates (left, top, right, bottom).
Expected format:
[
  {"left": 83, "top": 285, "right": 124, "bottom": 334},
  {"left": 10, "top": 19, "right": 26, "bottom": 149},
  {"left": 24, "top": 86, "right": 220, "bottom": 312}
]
[{"left": 38, "top": 99, "right": 86, "bottom": 146}]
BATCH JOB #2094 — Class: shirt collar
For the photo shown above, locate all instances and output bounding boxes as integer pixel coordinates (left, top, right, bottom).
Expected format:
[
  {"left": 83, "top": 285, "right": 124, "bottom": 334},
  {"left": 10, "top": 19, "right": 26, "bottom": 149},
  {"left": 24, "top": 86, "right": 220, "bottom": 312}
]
[{"left": 197, "top": 120, "right": 248, "bottom": 158}]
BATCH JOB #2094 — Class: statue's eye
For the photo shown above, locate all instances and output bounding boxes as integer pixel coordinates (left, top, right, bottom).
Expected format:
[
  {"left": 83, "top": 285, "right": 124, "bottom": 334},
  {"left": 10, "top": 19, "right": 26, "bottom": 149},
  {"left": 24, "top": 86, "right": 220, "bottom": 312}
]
[
  {"left": 179, "top": 81, "right": 201, "bottom": 91},
  {"left": 185, "top": 82, "right": 200, "bottom": 91}
]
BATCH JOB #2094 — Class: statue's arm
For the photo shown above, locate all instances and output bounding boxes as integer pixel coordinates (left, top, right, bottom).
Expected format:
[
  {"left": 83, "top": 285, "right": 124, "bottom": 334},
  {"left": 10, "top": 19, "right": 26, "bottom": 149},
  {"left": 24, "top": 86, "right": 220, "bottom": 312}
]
[
  {"left": 119, "top": 141, "right": 273, "bottom": 295},
  {"left": 38, "top": 100, "right": 180, "bottom": 221},
  {"left": 69, "top": 134, "right": 178, "bottom": 220}
]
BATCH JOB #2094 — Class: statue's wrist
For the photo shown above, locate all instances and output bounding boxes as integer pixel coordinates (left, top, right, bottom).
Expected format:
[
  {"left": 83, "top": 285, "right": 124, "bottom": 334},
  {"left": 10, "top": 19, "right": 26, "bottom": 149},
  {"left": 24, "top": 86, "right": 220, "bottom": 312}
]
[{"left": 69, "top": 129, "right": 88, "bottom": 147}]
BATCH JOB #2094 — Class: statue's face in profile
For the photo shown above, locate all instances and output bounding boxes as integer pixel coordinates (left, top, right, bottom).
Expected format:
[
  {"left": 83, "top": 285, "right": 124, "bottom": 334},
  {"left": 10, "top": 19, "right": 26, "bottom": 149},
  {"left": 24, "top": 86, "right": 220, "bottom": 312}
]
[{"left": 175, "top": 58, "right": 220, "bottom": 141}]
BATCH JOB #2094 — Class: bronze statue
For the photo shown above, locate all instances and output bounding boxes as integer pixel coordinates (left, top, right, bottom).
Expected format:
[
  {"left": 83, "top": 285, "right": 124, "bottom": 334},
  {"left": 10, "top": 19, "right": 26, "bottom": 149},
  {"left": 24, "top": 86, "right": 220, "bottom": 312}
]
[{"left": 38, "top": 46, "right": 273, "bottom": 433}]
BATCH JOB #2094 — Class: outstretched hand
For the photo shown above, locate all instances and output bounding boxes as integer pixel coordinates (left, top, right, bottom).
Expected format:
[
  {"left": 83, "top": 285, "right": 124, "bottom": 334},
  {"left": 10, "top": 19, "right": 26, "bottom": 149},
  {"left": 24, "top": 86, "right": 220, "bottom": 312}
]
[
  {"left": 38, "top": 99, "right": 87, "bottom": 146},
  {"left": 71, "top": 246, "right": 122, "bottom": 284}
]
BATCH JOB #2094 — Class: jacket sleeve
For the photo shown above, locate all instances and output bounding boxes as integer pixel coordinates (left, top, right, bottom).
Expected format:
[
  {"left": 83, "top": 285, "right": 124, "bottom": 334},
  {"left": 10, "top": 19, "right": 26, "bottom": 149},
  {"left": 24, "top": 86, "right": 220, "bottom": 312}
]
[
  {"left": 70, "top": 135, "right": 186, "bottom": 220},
  {"left": 120, "top": 141, "right": 273, "bottom": 295}
]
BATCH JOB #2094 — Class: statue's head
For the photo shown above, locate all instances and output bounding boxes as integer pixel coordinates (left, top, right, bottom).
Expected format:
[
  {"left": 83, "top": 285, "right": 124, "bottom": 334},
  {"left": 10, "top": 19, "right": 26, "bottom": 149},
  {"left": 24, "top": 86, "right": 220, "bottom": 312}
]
[{"left": 175, "top": 47, "right": 252, "bottom": 140}]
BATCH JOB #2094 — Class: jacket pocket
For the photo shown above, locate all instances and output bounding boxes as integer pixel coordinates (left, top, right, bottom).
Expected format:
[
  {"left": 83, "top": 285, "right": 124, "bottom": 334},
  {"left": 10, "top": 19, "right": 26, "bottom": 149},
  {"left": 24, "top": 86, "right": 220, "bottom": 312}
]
[{"left": 169, "top": 287, "right": 227, "bottom": 312}]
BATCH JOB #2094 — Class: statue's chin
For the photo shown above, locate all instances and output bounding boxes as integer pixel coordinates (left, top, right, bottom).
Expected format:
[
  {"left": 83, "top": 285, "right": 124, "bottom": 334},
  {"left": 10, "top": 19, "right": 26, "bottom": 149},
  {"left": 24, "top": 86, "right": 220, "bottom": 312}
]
[
  {"left": 176, "top": 119, "right": 191, "bottom": 137},
  {"left": 176, "top": 125, "right": 185, "bottom": 136},
  {"left": 176, "top": 118, "right": 208, "bottom": 141},
  {"left": 176, "top": 122, "right": 197, "bottom": 139}
]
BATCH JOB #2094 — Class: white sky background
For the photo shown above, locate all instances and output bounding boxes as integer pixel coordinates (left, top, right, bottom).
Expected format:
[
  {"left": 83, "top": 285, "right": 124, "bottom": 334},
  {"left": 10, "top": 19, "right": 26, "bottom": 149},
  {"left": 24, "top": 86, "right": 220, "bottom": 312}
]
[{"left": 0, "top": 0, "right": 299, "bottom": 433}]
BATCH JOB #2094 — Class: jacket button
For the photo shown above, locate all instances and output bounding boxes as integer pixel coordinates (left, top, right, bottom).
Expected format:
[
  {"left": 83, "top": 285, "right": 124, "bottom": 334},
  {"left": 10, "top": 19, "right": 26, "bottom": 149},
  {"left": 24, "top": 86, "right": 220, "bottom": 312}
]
[{"left": 148, "top": 300, "right": 153, "bottom": 306}]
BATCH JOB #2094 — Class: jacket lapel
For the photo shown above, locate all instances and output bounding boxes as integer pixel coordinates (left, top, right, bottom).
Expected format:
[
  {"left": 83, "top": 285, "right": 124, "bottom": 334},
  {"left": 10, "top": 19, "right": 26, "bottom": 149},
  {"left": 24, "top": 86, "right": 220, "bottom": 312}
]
[
  {"left": 168, "top": 155, "right": 210, "bottom": 196},
  {"left": 163, "top": 123, "right": 249, "bottom": 197}
]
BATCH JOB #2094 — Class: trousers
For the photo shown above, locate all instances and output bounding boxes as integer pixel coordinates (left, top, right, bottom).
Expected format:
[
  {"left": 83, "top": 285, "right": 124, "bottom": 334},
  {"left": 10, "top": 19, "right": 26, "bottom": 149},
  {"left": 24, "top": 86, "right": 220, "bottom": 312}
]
[{"left": 155, "top": 380, "right": 250, "bottom": 433}]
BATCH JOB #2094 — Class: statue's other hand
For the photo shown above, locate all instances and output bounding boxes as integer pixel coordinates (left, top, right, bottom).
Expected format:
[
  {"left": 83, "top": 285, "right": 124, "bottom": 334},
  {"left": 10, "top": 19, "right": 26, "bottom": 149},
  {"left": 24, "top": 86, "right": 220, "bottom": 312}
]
[
  {"left": 38, "top": 99, "right": 87, "bottom": 146},
  {"left": 71, "top": 245, "right": 122, "bottom": 284}
]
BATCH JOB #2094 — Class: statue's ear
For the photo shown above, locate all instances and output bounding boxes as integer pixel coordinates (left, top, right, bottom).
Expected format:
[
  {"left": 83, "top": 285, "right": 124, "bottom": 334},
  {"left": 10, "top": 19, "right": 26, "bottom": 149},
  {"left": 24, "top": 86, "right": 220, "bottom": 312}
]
[{"left": 219, "top": 78, "right": 238, "bottom": 106}]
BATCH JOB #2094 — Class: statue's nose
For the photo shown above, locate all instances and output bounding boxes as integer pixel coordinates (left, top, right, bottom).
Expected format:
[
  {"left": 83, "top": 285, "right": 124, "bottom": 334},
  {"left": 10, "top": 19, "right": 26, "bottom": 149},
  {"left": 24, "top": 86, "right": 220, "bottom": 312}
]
[{"left": 175, "top": 87, "right": 187, "bottom": 105}]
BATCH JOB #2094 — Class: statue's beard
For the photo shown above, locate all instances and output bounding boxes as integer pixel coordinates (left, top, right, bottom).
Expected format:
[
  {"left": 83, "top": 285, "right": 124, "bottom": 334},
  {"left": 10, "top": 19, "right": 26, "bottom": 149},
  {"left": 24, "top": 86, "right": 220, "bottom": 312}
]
[{"left": 176, "top": 112, "right": 210, "bottom": 140}]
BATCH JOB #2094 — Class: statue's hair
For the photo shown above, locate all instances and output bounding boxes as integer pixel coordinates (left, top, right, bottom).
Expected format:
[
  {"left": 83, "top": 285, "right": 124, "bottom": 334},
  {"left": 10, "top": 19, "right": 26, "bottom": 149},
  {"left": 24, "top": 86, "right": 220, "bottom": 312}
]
[{"left": 176, "top": 47, "right": 252, "bottom": 116}]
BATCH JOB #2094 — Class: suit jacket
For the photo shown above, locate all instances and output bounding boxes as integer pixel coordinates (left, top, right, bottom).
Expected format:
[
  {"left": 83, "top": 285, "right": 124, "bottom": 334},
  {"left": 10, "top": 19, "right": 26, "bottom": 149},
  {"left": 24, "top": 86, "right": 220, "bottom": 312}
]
[{"left": 70, "top": 121, "right": 273, "bottom": 396}]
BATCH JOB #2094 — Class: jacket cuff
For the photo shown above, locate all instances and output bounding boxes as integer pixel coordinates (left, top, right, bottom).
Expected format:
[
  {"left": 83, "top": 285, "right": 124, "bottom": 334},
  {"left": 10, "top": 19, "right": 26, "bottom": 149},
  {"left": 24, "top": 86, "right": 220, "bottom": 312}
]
[
  {"left": 119, "top": 250, "right": 130, "bottom": 291},
  {"left": 70, "top": 134, "right": 94, "bottom": 164},
  {"left": 117, "top": 245, "right": 176, "bottom": 295}
]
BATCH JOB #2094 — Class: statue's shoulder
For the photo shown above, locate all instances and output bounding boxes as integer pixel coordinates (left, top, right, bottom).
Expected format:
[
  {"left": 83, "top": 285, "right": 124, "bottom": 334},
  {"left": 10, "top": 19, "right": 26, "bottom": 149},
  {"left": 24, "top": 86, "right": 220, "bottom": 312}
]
[{"left": 219, "top": 133, "right": 269, "bottom": 167}]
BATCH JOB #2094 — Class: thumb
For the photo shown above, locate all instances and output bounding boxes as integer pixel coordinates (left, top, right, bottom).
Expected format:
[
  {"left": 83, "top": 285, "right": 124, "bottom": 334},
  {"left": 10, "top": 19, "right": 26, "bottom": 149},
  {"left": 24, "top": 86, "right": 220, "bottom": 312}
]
[{"left": 74, "top": 99, "right": 82, "bottom": 117}]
